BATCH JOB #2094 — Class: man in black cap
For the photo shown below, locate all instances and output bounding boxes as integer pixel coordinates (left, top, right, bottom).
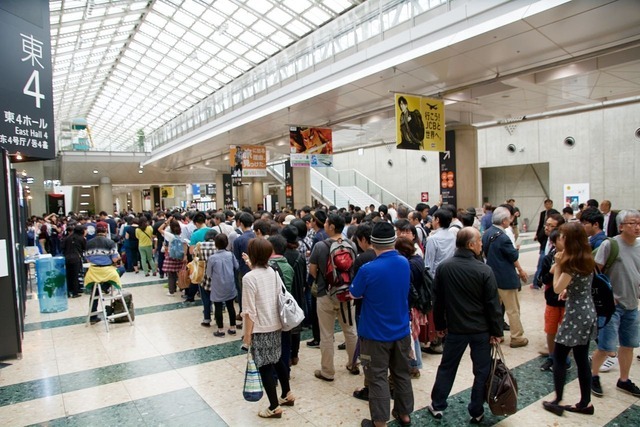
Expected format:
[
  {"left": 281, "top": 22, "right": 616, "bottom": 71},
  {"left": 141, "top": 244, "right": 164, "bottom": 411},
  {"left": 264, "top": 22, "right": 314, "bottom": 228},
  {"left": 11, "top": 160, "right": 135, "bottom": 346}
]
[{"left": 350, "top": 221, "right": 413, "bottom": 427}]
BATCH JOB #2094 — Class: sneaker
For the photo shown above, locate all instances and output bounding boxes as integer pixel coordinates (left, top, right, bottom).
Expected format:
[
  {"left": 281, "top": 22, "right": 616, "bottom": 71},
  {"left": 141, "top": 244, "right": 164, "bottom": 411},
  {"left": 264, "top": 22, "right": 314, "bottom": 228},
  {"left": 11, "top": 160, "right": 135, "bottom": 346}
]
[
  {"left": 540, "top": 358, "right": 553, "bottom": 371},
  {"left": 470, "top": 413, "right": 484, "bottom": 424},
  {"left": 591, "top": 375, "right": 603, "bottom": 397},
  {"left": 338, "top": 342, "right": 346, "bottom": 350},
  {"left": 427, "top": 404, "right": 443, "bottom": 419},
  {"left": 601, "top": 356, "right": 619, "bottom": 372},
  {"left": 306, "top": 340, "right": 320, "bottom": 348},
  {"left": 616, "top": 379, "right": 640, "bottom": 397},
  {"left": 166, "top": 292, "right": 175, "bottom": 297}
]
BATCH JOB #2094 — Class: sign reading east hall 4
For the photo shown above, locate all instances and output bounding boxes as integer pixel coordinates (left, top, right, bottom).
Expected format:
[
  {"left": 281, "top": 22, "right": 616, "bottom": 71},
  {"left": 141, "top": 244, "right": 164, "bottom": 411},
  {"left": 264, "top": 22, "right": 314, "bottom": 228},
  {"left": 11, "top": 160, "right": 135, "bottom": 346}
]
[{"left": 0, "top": 0, "right": 56, "bottom": 160}]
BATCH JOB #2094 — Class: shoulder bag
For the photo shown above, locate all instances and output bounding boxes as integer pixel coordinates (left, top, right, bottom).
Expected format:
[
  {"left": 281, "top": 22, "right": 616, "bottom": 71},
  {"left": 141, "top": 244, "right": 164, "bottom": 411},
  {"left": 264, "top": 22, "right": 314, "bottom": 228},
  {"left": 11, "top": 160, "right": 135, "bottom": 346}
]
[
  {"left": 486, "top": 342, "right": 518, "bottom": 415},
  {"left": 275, "top": 269, "right": 304, "bottom": 331}
]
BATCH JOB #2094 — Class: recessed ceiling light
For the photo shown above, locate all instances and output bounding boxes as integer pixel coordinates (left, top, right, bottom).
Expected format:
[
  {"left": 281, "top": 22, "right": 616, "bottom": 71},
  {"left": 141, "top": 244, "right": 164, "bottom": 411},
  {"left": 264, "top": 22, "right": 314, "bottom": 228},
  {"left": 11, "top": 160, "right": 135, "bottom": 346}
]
[{"left": 93, "top": 170, "right": 98, "bottom": 174}]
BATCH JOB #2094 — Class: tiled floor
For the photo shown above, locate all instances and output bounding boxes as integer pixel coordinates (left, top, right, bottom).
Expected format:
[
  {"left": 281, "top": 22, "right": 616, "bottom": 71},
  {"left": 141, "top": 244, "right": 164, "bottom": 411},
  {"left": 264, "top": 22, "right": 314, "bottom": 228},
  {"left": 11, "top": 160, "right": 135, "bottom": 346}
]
[{"left": 1, "top": 237, "right": 640, "bottom": 426}]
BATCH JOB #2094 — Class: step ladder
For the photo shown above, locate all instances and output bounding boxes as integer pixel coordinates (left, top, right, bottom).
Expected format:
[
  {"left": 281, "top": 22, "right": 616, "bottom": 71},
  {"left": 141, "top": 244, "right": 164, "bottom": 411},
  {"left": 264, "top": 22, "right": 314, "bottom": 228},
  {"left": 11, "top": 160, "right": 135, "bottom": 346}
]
[{"left": 86, "top": 283, "right": 134, "bottom": 332}]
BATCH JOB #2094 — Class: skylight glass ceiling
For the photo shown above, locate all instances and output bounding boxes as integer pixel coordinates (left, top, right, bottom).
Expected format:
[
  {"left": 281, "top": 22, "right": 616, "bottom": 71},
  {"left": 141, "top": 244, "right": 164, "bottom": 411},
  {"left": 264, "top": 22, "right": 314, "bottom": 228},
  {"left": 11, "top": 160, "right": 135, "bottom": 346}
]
[{"left": 50, "top": 0, "right": 363, "bottom": 152}]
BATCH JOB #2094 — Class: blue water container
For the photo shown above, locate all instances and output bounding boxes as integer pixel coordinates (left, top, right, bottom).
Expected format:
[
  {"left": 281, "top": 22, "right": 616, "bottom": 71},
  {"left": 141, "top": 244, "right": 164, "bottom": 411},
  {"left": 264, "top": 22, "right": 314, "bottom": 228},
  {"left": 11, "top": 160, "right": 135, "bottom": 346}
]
[{"left": 35, "top": 256, "right": 68, "bottom": 313}]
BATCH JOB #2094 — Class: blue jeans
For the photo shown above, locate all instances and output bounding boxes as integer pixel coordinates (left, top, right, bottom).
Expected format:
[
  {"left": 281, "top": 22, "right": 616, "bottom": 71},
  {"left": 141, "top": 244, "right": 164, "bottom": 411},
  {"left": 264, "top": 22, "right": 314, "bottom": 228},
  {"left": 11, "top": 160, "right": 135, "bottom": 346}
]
[
  {"left": 200, "top": 285, "right": 211, "bottom": 322},
  {"left": 409, "top": 338, "right": 423, "bottom": 369},
  {"left": 532, "top": 250, "right": 545, "bottom": 288},
  {"left": 431, "top": 332, "right": 491, "bottom": 418}
]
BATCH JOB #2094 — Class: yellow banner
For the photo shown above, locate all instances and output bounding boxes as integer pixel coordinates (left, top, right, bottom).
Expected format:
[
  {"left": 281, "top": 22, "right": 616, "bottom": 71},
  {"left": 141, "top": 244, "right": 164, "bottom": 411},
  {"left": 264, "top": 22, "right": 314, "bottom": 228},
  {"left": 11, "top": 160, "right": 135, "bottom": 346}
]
[
  {"left": 395, "top": 94, "right": 445, "bottom": 151},
  {"left": 161, "top": 186, "right": 174, "bottom": 198}
]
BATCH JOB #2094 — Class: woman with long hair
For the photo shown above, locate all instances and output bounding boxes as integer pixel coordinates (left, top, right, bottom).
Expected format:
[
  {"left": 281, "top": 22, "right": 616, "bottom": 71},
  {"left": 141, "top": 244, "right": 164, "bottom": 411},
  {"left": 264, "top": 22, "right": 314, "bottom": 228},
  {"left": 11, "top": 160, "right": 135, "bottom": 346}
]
[
  {"left": 543, "top": 222, "right": 596, "bottom": 416},
  {"left": 242, "top": 238, "right": 294, "bottom": 419},
  {"left": 158, "top": 219, "right": 187, "bottom": 296}
]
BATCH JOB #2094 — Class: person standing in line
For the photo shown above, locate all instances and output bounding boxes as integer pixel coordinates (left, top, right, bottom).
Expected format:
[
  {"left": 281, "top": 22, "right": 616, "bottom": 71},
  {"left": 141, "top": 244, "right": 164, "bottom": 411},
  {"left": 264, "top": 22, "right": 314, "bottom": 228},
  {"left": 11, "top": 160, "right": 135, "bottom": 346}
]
[
  {"left": 158, "top": 219, "right": 187, "bottom": 296},
  {"left": 208, "top": 233, "right": 239, "bottom": 337},
  {"left": 591, "top": 209, "right": 640, "bottom": 398},
  {"left": 427, "top": 227, "right": 502, "bottom": 424},
  {"left": 542, "top": 222, "right": 597, "bottom": 416},
  {"left": 350, "top": 222, "right": 414, "bottom": 427},
  {"left": 135, "top": 216, "right": 157, "bottom": 277},
  {"left": 61, "top": 224, "right": 86, "bottom": 298},
  {"left": 242, "top": 238, "right": 294, "bottom": 419},
  {"left": 482, "top": 207, "right": 529, "bottom": 348},
  {"left": 507, "top": 199, "right": 520, "bottom": 240},
  {"left": 122, "top": 217, "right": 140, "bottom": 274}
]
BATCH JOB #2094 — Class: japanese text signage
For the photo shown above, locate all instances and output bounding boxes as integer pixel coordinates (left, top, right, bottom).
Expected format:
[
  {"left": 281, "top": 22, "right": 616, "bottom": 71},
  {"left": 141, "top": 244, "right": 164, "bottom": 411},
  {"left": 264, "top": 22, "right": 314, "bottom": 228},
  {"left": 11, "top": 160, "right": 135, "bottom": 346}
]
[
  {"left": 284, "top": 160, "right": 294, "bottom": 209},
  {"left": 222, "top": 174, "right": 233, "bottom": 208},
  {"left": 395, "top": 94, "right": 445, "bottom": 152},
  {"left": 0, "top": 1, "right": 55, "bottom": 159},
  {"left": 439, "top": 130, "right": 457, "bottom": 207},
  {"left": 229, "top": 145, "right": 267, "bottom": 177}
]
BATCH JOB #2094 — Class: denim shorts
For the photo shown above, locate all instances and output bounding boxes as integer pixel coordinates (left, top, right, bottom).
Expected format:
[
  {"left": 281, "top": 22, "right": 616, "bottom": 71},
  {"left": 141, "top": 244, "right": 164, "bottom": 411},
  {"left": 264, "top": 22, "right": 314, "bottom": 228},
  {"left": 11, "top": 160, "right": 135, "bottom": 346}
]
[{"left": 597, "top": 305, "right": 640, "bottom": 351}]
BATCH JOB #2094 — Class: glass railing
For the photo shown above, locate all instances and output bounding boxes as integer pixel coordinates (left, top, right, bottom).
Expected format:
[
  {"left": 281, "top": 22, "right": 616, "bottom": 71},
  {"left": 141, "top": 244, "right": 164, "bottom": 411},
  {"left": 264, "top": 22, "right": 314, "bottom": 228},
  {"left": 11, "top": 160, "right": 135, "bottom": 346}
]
[
  {"left": 310, "top": 169, "right": 353, "bottom": 208},
  {"left": 144, "top": 0, "right": 448, "bottom": 152},
  {"left": 316, "top": 167, "right": 410, "bottom": 208}
]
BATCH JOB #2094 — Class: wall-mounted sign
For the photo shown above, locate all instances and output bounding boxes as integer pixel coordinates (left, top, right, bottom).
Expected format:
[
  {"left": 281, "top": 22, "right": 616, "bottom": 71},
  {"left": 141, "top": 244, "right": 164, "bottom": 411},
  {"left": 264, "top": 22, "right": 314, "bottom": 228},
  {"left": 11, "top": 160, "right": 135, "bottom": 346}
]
[
  {"left": 230, "top": 145, "right": 267, "bottom": 177},
  {"left": 0, "top": 0, "right": 55, "bottom": 159},
  {"left": 160, "top": 186, "right": 174, "bottom": 198},
  {"left": 395, "top": 94, "right": 445, "bottom": 152}
]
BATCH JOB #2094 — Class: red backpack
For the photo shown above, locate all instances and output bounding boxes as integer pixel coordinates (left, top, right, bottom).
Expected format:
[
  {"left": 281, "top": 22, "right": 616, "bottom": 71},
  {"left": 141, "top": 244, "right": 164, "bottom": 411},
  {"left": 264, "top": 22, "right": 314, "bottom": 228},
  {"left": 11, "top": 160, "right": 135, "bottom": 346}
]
[{"left": 323, "top": 238, "right": 356, "bottom": 302}]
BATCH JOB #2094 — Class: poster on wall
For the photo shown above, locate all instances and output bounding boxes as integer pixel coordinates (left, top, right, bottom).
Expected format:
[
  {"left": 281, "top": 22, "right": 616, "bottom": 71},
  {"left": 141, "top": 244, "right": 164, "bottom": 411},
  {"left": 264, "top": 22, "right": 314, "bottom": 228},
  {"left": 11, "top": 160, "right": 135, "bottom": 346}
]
[
  {"left": 439, "top": 130, "right": 456, "bottom": 207},
  {"left": 229, "top": 145, "right": 267, "bottom": 177},
  {"left": 0, "top": 0, "right": 56, "bottom": 159},
  {"left": 289, "top": 126, "right": 333, "bottom": 167},
  {"left": 563, "top": 183, "right": 590, "bottom": 212},
  {"left": 395, "top": 94, "right": 445, "bottom": 151},
  {"left": 161, "top": 186, "right": 174, "bottom": 198}
]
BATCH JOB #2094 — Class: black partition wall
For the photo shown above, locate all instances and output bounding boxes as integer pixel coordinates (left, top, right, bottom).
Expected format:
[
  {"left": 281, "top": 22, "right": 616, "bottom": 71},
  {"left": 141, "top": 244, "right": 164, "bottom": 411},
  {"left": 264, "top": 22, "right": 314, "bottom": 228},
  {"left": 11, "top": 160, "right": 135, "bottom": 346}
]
[{"left": 0, "top": 149, "right": 26, "bottom": 359}]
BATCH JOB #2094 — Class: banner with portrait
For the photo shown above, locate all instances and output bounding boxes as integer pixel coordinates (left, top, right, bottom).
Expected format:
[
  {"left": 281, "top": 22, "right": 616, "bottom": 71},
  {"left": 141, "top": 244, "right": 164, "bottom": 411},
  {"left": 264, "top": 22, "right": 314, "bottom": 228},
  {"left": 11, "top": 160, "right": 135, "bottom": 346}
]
[
  {"left": 289, "top": 126, "right": 333, "bottom": 167},
  {"left": 395, "top": 94, "right": 445, "bottom": 151},
  {"left": 229, "top": 145, "right": 267, "bottom": 177}
]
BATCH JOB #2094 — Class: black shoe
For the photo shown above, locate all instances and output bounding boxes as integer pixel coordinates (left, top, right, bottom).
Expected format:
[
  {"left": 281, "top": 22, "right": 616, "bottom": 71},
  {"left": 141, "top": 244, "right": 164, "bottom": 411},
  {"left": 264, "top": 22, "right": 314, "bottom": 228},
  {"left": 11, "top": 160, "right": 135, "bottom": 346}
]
[
  {"left": 347, "top": 365, "right": 360, "bottom": 375},
  {"left": 391, "top": 408, "right": 411, "bottom": 426},
  {"left": 470, "top": 413, "right": 484, "bottom": 424},
  {"left": 424, "top": 345, "right": 443, "bottom": 355},
  {"left": 353, "top": 387, "right": 369, "bottom": 401},
  {"left": 427, "top": 405, "right": 443, "bottom": 419},
  {"left": 542, "top": 401, "right": 564, "bottom": 416},
  {"left": 90, "top": 317, "right": 102, "bottom": 325},
  {"left": 616, "top": 379, "right": 640, "bottom": 397},
  {"left": 591, "top": 375, "right": 603, "bottom": 397},
  {"left": 200, "top": 322, "right": 211, "bottom": 327},
  {"left": 338, "top": 342, "right": 346, "bottom": 350},
  {"left": 503, "top": 322, "right": 510, "bottom": 331},
  {"left": 71, "top": 294, "right": 82, "bottom": 298},
  {"left": 562, "top": 404, "right": 595, "bottom": 415},
  {"left": 540, "top": 358, "right": 553, "bottom": 371},
  {"left": 306, "top": 340, "right": 320, "bottom": 348}
]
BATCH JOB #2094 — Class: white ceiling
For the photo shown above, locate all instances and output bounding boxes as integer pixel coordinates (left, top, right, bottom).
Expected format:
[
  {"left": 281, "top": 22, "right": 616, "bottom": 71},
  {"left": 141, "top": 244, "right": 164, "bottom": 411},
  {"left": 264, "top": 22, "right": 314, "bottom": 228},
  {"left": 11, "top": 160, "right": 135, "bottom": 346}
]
[{"left": 52, "top": 0, "right": 640, "bottom": 185}]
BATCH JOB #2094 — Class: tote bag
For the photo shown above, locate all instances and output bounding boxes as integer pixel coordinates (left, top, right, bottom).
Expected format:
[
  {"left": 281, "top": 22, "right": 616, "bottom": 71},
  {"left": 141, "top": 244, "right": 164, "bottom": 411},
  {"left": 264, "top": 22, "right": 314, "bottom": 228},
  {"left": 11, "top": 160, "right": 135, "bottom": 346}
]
[
  {"left": 485, "top": 343, "right": 518, "bottom": 415},
  {"left": 243, "top": 351, "right": 263, "bottom": 402}
]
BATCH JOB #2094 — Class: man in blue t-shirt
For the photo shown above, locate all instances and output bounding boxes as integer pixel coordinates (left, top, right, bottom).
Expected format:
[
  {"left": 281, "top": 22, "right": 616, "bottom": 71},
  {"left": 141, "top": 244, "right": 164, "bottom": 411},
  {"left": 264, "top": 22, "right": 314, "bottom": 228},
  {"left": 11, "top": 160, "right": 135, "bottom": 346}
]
[{"left": 350, "top": 222, "right": 413, "bottom": 427}]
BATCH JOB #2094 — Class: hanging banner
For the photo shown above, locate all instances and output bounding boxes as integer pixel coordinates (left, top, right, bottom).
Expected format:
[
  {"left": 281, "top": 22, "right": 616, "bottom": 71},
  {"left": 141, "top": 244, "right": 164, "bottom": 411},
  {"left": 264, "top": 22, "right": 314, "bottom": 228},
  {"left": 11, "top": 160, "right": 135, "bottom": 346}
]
[
  {"left": 0, "top": 0, "right": 56, "bottom": 159},
  {"left": 160, "top": 186, "right": 174, "bottom": 198},
  {"left": 289, "top": 126, "right": 333, "bottom": 167},
  {"left": 191, "top": 184, "right": 201, "bottom": 199},
  {"left": 229, "top": 145, "right": 267, "bottom": 177},
  {"left": 439, "top": 130, "right": 456, "bottom": 207},
  {"left": 284, "top": 160, "right": 294, "bottom": 209},
  {"left": 47, "top": 194, "right": 65, "bottom": 216},
  {"left": 395, "top": 94, "right": 445, "bottom": 151}
]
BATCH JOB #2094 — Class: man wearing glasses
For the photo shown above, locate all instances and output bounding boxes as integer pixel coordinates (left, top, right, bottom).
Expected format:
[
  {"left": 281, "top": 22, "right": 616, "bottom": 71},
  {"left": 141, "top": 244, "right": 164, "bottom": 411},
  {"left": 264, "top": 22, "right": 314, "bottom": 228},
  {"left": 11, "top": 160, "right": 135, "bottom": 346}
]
[{"left": 591, "top": 210, "right": 640, "bottom": 398}]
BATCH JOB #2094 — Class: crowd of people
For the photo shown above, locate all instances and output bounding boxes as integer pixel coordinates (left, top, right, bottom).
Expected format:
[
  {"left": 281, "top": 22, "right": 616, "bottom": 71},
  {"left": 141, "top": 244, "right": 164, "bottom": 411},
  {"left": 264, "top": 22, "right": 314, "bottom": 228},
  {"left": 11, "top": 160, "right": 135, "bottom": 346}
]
[{"left": 26, "top": 198, "right": 640, "bottom": 424}]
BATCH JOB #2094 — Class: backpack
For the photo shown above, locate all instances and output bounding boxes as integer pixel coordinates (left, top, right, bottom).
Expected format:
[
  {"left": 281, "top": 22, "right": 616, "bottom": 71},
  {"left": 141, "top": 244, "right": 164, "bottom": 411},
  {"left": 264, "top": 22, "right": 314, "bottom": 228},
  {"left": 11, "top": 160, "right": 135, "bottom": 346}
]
[
  {"left": 169, "top": 237, "right": 184, "bottom": 259},
  {"left": 408, "top": 257, "right": 434, "bottom": 314},
  {"left": 591, "top": 238, "right": 619, "bottom": 328},
  {"left": 323, "top": 238, "right": 356, "bottom": 303},
  {"left": 269, "top": 258, "right": 294, "bottom": 293}
]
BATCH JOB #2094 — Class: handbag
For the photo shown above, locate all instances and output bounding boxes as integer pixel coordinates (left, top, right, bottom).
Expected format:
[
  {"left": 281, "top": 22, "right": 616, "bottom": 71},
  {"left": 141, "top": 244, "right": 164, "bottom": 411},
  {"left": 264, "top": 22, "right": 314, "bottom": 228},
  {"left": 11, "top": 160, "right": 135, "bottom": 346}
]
[
  {"left": 177, "top": 265, "right": 191, "bottom": 290},
  {"left": 485, "top": 343, "right": 518, "bottom": 415},
  {"left": 188, "top": 243, "right": 206, "bottom": 284},
  {"left": 273, "top": 268, "right": 304, "bottom": 331},
  {"left": 243, "top": 350, "right": 263, "bottom": 402}
]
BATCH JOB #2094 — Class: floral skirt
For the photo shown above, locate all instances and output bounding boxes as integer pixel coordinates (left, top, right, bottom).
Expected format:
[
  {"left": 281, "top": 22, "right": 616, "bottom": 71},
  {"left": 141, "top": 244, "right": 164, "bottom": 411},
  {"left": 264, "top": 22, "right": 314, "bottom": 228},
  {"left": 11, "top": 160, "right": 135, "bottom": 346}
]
[{"left": 251, "top": 331, "right": 281, "bottom": 368}]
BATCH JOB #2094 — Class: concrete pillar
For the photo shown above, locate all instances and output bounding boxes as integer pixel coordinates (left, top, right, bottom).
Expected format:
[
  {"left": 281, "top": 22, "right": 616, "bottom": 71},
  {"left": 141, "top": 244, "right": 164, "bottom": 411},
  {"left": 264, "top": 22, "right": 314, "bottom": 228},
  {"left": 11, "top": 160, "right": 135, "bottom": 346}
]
[
  {"left": 292, "top": 167, "right": 311, "bottom": 209},
  {"left": 451, "top": 125, "right": 479, "bottom": 209},
  {"left": 215, "top": 174, "right": 224, "bottom": 210},
  {"left": 97, "top": 176, "right": 113, "bottom": 214},
  {"left": 250, "top": 181, "right": 263, "bottom": 211}
]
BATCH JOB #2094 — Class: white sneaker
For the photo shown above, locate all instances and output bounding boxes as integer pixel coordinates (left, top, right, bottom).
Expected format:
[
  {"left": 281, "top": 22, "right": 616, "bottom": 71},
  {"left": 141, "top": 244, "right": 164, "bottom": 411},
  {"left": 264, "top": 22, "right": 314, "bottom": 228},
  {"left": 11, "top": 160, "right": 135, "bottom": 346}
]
[
  {"left": 166, "top": 292, "right": 175, "bottom": 297},
  {"left": 600, "top": 356, "right": 619, "bottom": 372}
]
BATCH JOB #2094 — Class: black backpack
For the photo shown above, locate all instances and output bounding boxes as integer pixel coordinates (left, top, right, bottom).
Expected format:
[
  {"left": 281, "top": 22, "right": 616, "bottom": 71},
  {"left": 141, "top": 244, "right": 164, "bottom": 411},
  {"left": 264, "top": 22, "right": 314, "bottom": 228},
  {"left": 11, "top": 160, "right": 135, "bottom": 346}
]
[
  {"left": 592, "top": 238, "right": 619, "bottom": 328},
  {"left": 409, "top": 262, "right": 434, "bottom": 314}
]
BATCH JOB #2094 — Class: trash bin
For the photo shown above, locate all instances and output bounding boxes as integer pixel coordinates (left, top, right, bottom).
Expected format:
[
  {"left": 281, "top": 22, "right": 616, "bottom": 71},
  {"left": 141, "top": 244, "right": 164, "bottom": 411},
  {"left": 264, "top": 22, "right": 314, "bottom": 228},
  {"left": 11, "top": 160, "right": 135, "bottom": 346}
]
[{"left": 36, "top": 256, "right": 68, "bottom": 313}]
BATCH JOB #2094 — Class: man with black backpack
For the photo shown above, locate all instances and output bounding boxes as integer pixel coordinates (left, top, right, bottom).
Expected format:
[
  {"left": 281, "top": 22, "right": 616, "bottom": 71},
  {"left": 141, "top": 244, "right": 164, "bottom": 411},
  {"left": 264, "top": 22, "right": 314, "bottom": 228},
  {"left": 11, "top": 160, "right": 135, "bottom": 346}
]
[
  {"left": 591, "top": 209, "right": 640, "bottom": 398},
  {"left": 309, "top": 213, "right": 358, "bottom": 382}
]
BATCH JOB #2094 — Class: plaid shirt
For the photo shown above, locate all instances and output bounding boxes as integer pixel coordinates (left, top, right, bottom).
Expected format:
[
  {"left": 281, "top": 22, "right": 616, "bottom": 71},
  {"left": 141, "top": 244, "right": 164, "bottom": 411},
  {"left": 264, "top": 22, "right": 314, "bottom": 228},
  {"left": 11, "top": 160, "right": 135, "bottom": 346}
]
[{"left": 197, "top": 241, "right": 219, "bottom": 291}]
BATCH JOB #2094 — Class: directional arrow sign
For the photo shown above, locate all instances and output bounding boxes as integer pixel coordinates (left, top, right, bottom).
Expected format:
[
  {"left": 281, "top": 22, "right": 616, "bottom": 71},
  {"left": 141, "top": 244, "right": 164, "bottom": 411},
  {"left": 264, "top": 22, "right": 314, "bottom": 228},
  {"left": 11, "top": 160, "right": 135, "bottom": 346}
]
[{"left": 443, "top": 150, "right": 451, "bottom": 160}]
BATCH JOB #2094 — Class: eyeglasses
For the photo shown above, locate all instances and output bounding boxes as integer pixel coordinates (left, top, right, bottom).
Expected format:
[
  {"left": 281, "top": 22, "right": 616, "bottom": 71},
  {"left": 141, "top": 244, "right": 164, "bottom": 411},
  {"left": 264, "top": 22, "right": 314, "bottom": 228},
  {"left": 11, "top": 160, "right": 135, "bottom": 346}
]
[{"left": 622, "top": 222, "right": 640, "bottom": 227}]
